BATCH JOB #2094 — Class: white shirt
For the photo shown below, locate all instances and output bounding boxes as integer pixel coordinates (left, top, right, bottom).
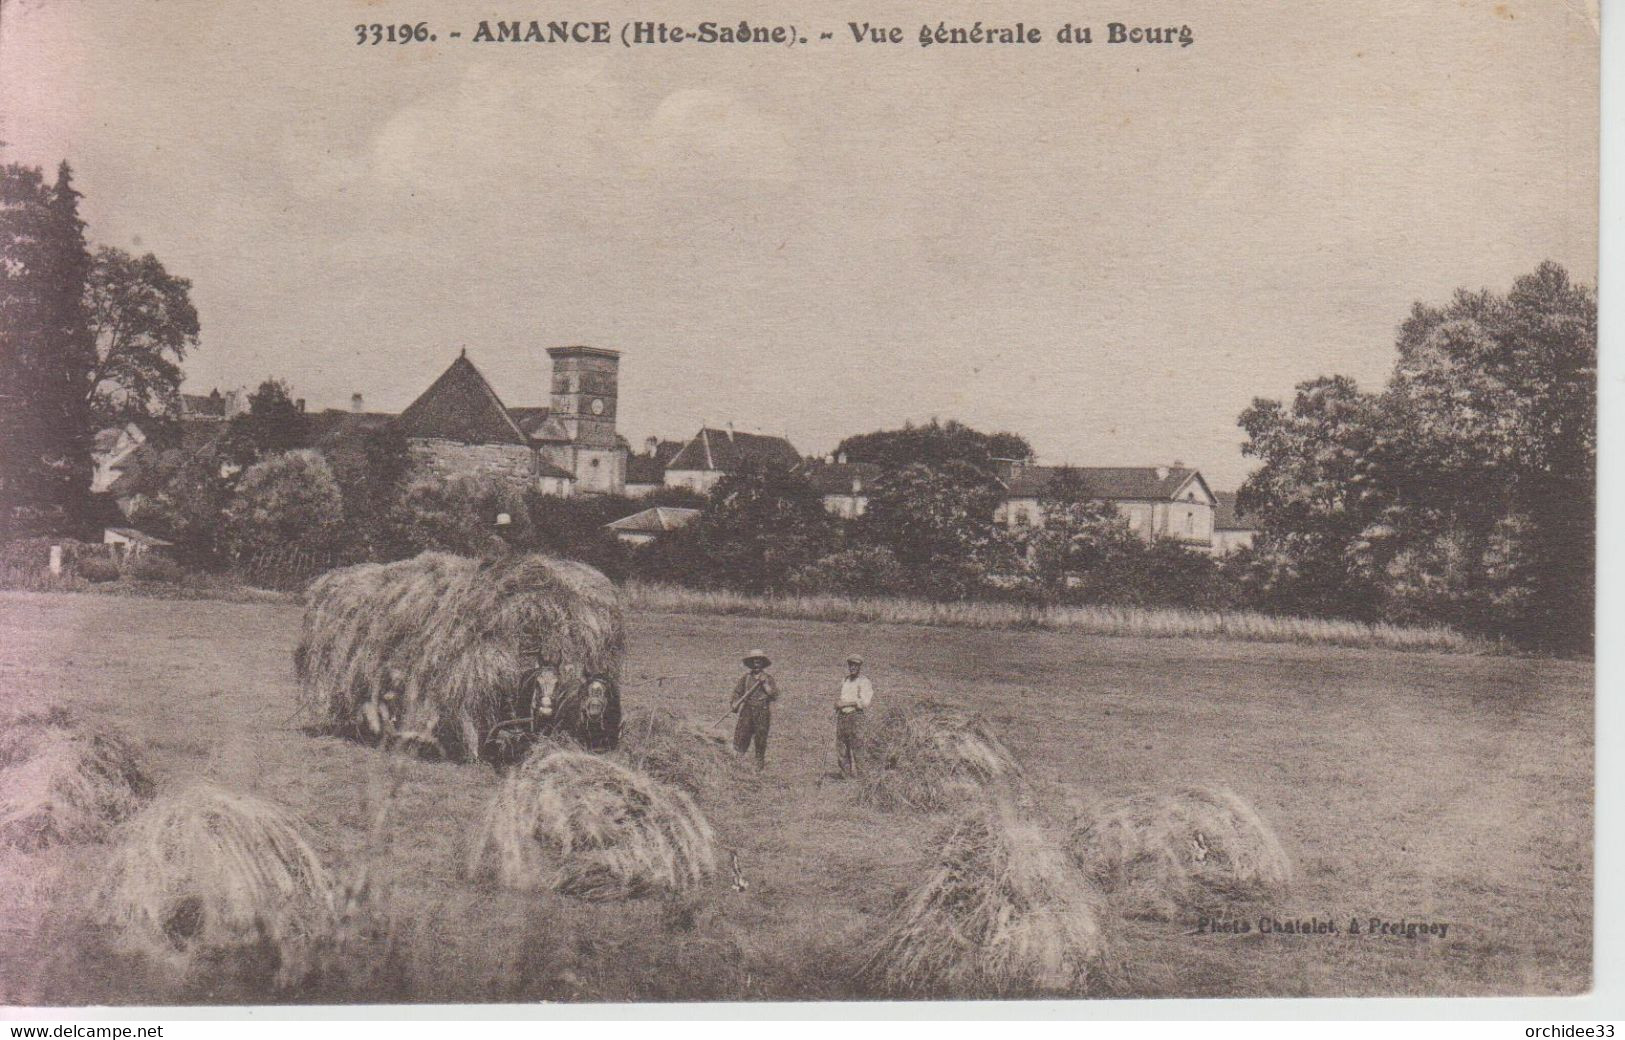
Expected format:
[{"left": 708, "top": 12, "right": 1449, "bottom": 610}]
[{"left": 837, "top": 675, "right": 875, "bottom": 710}]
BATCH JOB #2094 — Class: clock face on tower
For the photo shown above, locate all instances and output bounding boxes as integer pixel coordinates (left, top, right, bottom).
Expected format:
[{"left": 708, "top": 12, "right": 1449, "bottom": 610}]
[{"left": 590, "top": 398, "right": 605, "bottom": 416}]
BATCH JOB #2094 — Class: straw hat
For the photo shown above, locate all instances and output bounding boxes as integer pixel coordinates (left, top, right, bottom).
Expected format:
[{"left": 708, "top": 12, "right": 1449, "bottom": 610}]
[{"left": 742, "top": 649, "right": 771, "bottom": 668}]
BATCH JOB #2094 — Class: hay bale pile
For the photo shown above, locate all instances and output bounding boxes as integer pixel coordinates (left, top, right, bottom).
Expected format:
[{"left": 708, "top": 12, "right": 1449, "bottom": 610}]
[
  {"left": 861, "top": 794, "right": 1111, "bottom": 998},
  {"left": 614, "top": 706, "right": 747, "bottom": 796},
  {"left": 1065, "top": 785, "right": 1292, "bottom": 920},
  {"left": 857, "top": 701, "right": 1023, "bottom": 811},
  {"left": 468, "top": 748, "right": 716, "bottom": 901},
  {"left": 93, "top": 784, "right": 341, "bottom": 987},
  {"left": 294, "top": 551, "right": 625, "bottom": 759},
  {"left": 0, "top": 711, "right": 153, "bottom": 850}
]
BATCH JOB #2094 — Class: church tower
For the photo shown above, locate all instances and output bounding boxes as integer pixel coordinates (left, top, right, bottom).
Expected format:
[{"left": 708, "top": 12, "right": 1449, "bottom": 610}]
[{"left": 547, "top": 346, "right": 623, "bottom": 493}]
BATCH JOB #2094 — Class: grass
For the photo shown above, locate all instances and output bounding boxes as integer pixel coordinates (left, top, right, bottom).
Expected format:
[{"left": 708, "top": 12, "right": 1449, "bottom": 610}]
[
  {"left": 0, "top": 589, "right": 1592, "bottom": 1002},
  {"left": 625, "top": 582, "right": 1484, "bottom": 654}
]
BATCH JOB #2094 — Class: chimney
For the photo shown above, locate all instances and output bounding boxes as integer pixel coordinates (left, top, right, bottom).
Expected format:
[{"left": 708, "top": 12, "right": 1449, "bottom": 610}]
[
  {"left": 296, "top": 398, "right": 306, "bottom": 413},
  {"left": 1155, "top": 465, "right": 1170, "bottom": 480},
  {"left": 726, "top": 422, "right": 735, "bottom": 442},
  {"left": 351, "top": 392, "right": 365, "bottom": 414},
  {"left": 645, "top": 436, "right": 659, "bottom": 456},
  {"left": 836, "top": 451, "right": 847, "bottom": 465}
]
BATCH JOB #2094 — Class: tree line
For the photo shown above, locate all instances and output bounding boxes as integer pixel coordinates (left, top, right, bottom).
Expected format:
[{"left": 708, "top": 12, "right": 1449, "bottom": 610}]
[{"left": 0, "top": 156, "right": 1596, "bottom": 650}]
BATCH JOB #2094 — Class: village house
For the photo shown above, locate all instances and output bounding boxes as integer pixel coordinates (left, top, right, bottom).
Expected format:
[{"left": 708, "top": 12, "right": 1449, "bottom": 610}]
[
  {"left": 1211, "top": 491, "right": 1260, "bottom": 555},
  {"left": 395, "top": 347, "right": 628, "bottom": 496},
  {"left": 179, "top": 388, "right": 249, "bottom": 422},
  {"left": 90, "top": 422, "right": 148, "bottom": 494},
  {"left": 624, "top": 437, "right": 685, "bottom": 497},
  {"left": 992, "top": 460, "right": 1218, "bottom": 549},
  {"left": 798, "top": 455, "right": 884, "bottom": 519},
  {"left": 662, "top": 425, "right": 801, "bottom": 495}
]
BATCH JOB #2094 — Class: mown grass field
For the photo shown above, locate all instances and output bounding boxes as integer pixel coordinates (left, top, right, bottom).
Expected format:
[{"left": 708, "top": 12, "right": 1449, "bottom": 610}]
[{"left": 0, "top": 589, "right": 1593, "bottom": 1004}]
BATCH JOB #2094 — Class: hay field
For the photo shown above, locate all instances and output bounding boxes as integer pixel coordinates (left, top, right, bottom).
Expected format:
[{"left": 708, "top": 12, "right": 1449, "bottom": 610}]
[{"left": 0, "top": 590, "right": 1592, "bottom": 1003}]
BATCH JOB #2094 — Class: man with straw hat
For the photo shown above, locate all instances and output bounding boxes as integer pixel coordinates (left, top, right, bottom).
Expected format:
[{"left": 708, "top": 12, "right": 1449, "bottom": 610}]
[
  {"left": 834, "top": 654, "right": 875, "bottom": 777},
  {"left": 728, "top": 649, "right": 779, "bottom": 770}
]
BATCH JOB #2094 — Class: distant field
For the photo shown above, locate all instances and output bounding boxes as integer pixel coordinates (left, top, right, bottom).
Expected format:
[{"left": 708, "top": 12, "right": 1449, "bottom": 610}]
[{"left": 0, "top": 590, "right": 1593, "bottom": 1004}]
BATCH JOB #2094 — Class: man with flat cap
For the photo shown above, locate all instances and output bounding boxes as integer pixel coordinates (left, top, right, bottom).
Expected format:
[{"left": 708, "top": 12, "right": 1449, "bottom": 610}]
[
  {"left": 728, "top": 649, "right": 779, "bottom": 770},
  {"left": 834, "top": 654, "right": 875, "bottom": 777}
]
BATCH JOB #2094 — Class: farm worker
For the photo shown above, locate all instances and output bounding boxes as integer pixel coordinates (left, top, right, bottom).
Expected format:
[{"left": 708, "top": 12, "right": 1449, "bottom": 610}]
[
  {"left": 835, "top": 654, "right": 875, "bottom": 777},
  {"left": 729, "top": 649, "right": 779, "bottom": 770}
]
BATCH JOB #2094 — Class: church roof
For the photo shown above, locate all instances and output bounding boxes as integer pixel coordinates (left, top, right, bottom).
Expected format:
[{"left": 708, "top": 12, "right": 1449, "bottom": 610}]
[
  {"left": 666, "top": 428, "right": 801, "bottom": 473},
  {"left": 397, "top": 353, "right": 528, "bottom": 446}
]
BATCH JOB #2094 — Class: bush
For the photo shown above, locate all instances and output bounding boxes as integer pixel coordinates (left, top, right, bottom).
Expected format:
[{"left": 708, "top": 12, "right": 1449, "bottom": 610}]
[
  {"left": 789, "top": 545, "right": 907, "bottom": 596},
  {"left": 121, "top": 553, "right": 185, "bottom": 584},
  {"left": 75, "top": 556, "right": 120, "bottom": 583},
  {"left": 223, "top": 450, "right": 347, "bottom": 563},
  {"left": 382, "top": 474, "right": 528, "bottom": 560}
]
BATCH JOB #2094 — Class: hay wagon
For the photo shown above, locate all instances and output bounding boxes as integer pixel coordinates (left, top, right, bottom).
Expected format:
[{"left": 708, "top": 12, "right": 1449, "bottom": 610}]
[{"left": 294, "top": 551, "right": 626, "bottom": 762}]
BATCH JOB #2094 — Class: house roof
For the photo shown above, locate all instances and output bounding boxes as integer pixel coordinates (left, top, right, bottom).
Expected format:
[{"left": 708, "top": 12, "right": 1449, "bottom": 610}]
[
  {"left": 397, "top": 353, "right": 529, "bottom": 446},
  {"left": 1002, "top": 465, "right": 1213, "bottom": 503},
  {"left": 666, "top": 428, "right": 801, "bottom": 473},
  {"left": 799, "top": 461, "right": 884, "bottom": 496},
  {"left": 180, "top": 391, "right": 226, "bottom": 418},
  {"left": 104, "top": 526, "right": 173, "bottom": 547},
  {"left": 1213, "top": 492, "right": 1258, "bottom": 531},
  {"left": 606, "top": 506, "right": 701, "bottom": 534}
]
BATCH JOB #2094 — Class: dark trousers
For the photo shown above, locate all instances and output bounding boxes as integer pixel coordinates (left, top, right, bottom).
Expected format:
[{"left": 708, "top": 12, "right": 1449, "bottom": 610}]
[
  {"left": 733, "top": 702, "right": 770, "bottom": 766},
  {"left": 836, "top": 709, "right": 862, "bottom": 775}
]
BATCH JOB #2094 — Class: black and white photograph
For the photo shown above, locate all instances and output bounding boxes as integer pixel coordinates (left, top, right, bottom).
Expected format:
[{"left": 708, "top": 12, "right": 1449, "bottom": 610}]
[{"left": 0, "top": 0, "right": 1604, "bottom": 1014}]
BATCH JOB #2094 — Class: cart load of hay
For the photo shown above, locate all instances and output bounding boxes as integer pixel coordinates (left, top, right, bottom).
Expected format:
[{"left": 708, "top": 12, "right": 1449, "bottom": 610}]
[
  {"left": 294, "top": 551, "right": 625, "bottom": 760},
  {"left": 1065, "top": 785, "right": 1292, "bottom": 921},
  {"left": 93, "top": 784, "right": 341, "bottom": 988},
  {"left": 467, "top": 747, "right": 716, "bottom": 901},
  {"left": 857, "top": 701, "right": 1023, "bottom": 811},
  {"left": 0, "top": 709, "right": 153, "bottom": 850},
  {"left": 861, "top": 794, "right": 1111, "bottom": 998}
]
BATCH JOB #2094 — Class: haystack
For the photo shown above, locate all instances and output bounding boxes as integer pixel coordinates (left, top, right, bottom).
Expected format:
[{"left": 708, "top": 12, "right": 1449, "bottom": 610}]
[
  {"left": 294, "top": 551, "right": 625, "bottom": 760},
  {"left": 93, "top": 784, "right": 341, "bottom": 987},
  {"left": 1065, "top": 785, "right": 1292, "bottom": 920},
  {"left": 467, "top": 747, "right": 716, "bottom": 901},
  {"left": 614, "top": 706, "right": 748, "bottom": 796},
  {"left": 861, "top": 794, "right": 1111, "bottom": 998},
  {"left": 857, "top": 701, "right": 1023, "bottom": 811},
  {"left": 0, "top": 713, "right": 153, "bottom": 850}
]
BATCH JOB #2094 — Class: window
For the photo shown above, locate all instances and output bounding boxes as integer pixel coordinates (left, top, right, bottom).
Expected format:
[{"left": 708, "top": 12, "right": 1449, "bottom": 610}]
[{"left": 1185, "top": 512, "right": 1194, "bottom": 535}]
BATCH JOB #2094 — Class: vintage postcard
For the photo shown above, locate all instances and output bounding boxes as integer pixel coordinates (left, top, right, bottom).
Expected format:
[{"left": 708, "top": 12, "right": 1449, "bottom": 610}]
[{"left": 0, "top": 0, "right": 1599, "bottom": 1009}]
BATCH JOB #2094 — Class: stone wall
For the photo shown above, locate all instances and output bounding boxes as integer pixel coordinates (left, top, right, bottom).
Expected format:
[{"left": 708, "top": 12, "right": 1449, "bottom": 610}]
[{"left": 408, "top": 438, "right": 535, "bottom": 485}]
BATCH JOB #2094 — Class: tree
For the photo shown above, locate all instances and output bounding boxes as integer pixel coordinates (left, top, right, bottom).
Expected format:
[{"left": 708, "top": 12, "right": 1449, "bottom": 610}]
[
  {"left": 1237, "top": 376, "right": 1392, "bottom": 619},
  {"left": 637, "top": 462, "right": 835, "bottom": 593},
  {"left": 223, "top": 450, "right": 346, "bottom": 562},
  {"left": 1016, "top": 466, "right": 1141, "bottom": 604},
  {"left": 383, "top": 472, "right": 529, "bottom": 559},
  {"left": 1382, "top": 261, "right": 1596, "bottom": 648},
  {"left": 84, "top": 246, "right": 200, "bottom": 426},
  {"left": 834, "top": 418, "right": 1032, "bottom": 474},
  {"left": 859, "top": 460, "right": 1006, "bottom": 598},
  {"left": 222, "top": 378, "right": 309, "bottom": 463},
  {"left": 0, "top": 161, "right": 96, "bottom": 532},
  {"left": 1235, "top": 263, "right": 1596, "bottom": 648}
]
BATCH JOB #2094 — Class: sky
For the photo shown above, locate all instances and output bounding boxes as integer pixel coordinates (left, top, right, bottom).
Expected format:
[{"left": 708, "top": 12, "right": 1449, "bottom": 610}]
[{"left": 0, "top": 0, "right": 1599, "bottom": 489}]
